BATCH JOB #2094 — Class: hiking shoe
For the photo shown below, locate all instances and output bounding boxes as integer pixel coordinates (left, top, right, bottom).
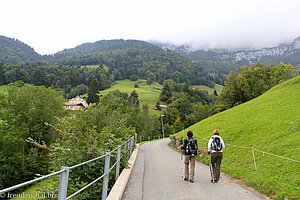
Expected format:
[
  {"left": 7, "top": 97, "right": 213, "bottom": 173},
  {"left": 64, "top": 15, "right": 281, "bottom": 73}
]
[
  {"left": 190, "top": 180, "right": 194, "bottom": 183},
  {"left": 184, "top": 178, "right": 189, "bottom": 181},
  {"left": 211, "top": 178, "right": 214, "bottom": 183}
]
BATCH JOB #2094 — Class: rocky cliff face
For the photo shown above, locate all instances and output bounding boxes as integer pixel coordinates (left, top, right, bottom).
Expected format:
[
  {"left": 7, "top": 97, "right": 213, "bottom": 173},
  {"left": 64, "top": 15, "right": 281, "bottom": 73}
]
[
  {"left": 152, "top": 37, "right": 300, "bottom": 65},
  {"left": 221, "top": 37, "right": 300, "bottom": 62}
]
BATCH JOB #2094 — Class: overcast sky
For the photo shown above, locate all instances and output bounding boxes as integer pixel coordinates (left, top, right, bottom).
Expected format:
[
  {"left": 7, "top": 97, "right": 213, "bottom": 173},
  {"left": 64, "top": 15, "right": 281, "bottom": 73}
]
[{"left": 1, "top": 0, "right": 300, "bottom": 55}]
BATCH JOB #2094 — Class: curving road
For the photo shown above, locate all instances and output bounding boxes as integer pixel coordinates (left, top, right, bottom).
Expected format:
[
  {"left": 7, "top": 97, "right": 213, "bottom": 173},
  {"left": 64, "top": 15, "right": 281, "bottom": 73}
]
[{"left": 122, "top": 139, "right": 267, "bottom": 200}]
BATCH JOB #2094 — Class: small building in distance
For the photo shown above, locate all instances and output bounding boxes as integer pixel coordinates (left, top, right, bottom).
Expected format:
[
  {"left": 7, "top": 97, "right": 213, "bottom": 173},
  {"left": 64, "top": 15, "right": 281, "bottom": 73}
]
[
  {"left": 159, "top": 105, "right": 167, "bottom": 111},
  {"left": 134, "top": 83, "right": 141, "bottom": 88},
  {"left": 65, "top": 96, "right": 88, "bottom": 110}
]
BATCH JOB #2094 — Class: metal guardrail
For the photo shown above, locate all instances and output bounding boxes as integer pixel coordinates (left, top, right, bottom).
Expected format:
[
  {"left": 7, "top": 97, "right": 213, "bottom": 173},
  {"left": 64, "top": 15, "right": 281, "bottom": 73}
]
[{"left": 0, "top": 134, "right": 137, "bottom": 200}]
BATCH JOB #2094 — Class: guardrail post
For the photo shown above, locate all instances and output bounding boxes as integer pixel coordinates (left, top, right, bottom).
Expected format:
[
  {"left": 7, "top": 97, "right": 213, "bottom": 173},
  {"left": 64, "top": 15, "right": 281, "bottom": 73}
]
[
  {"left": 129, "top": 137, "right": 133, "bottom": 156},
  {"left": 115, "top": 145, "right": 121, "bottom": 180},
  {"left": 102, "top": 152, "right": 110, "bottom": 200},
  {"left": 126, "top": 141, "right": 130, "bottom": 161},
  {"left": 58, "top": 166, "right": 70, "bottom": 200}
]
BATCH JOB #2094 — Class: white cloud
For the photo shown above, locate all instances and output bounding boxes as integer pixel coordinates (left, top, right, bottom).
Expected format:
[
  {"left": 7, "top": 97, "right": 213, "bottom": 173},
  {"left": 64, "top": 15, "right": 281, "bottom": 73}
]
[{"left": 1, "top": 0, "right": 300, "bottom": 54}]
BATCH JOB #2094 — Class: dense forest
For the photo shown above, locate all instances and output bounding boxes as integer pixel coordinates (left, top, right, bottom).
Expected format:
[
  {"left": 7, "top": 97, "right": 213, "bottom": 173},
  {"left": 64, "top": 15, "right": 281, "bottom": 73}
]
[
  {"left": 0, "top": 62, "right": 110, "bottom": 98},
  {"left": 0, "top": 36, "right": 42, "bottom": 65},
  {"left": 157, "top": 80, "right": 217, "bottom": 134}
]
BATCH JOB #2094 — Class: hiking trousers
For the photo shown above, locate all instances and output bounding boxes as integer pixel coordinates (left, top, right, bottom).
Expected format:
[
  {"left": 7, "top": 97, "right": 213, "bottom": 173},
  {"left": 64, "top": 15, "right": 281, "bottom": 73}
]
[
  {"left": 211, "top": 152, "right": 223, "bottom": 181},
  {"left": 184, "top": 154, "right": 196, "bottom": 181}
]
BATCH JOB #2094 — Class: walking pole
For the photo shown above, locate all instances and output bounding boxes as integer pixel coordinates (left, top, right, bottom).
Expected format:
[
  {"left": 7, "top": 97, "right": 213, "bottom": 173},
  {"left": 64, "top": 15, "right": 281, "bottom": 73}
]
[
  {"left": 181, "top": 152, "right": 184, "bottom": 179},
  {"left": 209, "top": 154, "right": 215, "bottom": 183}
]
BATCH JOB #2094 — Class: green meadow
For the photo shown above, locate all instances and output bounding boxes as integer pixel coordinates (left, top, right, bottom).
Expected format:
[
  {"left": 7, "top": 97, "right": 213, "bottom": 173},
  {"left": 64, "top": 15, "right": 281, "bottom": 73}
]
[
  {"left": 98, "top": 79, "right": 222, "bottom": 114},
  {"left": 175, "top": 76, "right": 300, "bottom": 199},
  {"left": 81, "top": 64, "right": 109, "bottom": 72},
  {"left": 99, "top": 79, "right": 163, "bottom": 114}
]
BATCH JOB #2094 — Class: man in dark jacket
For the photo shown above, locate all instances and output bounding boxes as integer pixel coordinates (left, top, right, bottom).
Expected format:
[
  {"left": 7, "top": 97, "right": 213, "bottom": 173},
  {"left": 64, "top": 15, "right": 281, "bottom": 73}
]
[{"left": 181, "top": 130, "right": 198, "bottom": 183}]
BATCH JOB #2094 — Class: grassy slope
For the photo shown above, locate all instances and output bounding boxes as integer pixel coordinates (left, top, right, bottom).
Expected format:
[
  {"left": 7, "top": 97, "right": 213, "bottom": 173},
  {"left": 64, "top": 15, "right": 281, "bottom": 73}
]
[
  {"left": 175, "top": 76, "right": 300, "bottom": 199},
  {"left": 99, "top": 79, "right": 163, "bottom": 115},
  {"left": 99, "top": 79, "right": 222, "bottom": 115}
]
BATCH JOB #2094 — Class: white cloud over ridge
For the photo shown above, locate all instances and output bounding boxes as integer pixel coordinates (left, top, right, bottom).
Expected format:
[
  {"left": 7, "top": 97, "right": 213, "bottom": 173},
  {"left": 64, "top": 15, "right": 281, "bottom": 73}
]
[{"left": 1, "top": 0, "right": 300, "bottom": 54}]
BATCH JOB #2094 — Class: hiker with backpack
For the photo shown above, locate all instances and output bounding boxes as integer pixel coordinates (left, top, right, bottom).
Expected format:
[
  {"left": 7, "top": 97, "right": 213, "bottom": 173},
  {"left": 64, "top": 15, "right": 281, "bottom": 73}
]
[
  {"left": 181, "top": 130, "right": 198, "bottom": 183},
  {"left": 208, "top": 129, "right": 225, "bottom": 183}
]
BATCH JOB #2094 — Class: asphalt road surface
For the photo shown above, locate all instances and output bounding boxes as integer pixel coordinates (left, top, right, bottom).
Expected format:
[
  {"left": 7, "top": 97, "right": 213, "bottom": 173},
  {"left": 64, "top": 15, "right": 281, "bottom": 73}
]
[{"left": 122, "top": 138, "right": 267, "bottom": 200}]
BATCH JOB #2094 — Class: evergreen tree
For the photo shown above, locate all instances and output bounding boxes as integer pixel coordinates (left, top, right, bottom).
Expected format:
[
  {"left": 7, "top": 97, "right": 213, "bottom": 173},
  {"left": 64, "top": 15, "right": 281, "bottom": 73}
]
[
  {"left": 160, "top": 82, "right": 172, "bottom": 102},
  {"left": 129, "top": 90, "right": 139, "bottom": 107},
  {"left": 87, "top": 79, "right": 99, "bottom": 104},
  {"left": 213, "top": 90, "right": 218, "bottom": 96},
  {"left": 0, "top": 63, "right": 4, "bottom": 85}
]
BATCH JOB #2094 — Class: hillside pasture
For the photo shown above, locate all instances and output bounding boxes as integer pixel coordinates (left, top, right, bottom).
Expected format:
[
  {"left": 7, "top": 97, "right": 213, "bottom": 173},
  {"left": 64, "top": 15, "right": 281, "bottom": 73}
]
[
  {"left": 174, "top": 76, "right": 300, "bottom": 199},
  {"left": 100, "top": 79, "right": 163, "bottom": 114}
]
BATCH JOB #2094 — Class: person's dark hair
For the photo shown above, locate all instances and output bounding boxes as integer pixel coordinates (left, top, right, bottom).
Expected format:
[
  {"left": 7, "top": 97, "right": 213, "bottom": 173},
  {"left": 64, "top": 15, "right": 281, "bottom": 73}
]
[
  {"left": 187, "top": 130, "right": 193, "bottom": 137},
  {"left": 213, "top": 129, "right": 219, "bottom": 135}
]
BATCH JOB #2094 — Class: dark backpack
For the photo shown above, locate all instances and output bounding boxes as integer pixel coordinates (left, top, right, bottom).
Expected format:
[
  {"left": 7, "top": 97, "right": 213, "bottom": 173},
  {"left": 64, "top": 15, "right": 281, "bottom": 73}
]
[
  {"left": 212, "top": 137, "right": 222, "bottom": 151},
  {"left": 186, "top": 138, "right": 198, "bottom": 154}
]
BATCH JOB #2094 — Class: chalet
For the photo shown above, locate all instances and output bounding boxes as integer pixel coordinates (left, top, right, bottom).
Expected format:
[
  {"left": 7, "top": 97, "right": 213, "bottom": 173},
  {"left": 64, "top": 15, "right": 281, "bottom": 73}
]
[
  {"left": 159, "top": 105, "right": 167, "bottom": 111},
  {"left": 65, "top": 96, "right": 88, "bottom": 110}
]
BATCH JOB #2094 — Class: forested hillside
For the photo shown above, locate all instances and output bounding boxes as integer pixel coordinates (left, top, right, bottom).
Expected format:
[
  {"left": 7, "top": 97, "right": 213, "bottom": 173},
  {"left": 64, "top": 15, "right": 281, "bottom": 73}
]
[
  {"left": 0, "top": 37, "right": 215, "bottom": 87},
  {"left": 0, "top": 36, "right": 42, "bottom": 65},
  {"left": 45, "top": 39, "right": 214, "bottom": 86},
  {"left": 45, "top": 39, "right": 159, "bottom": 60}
]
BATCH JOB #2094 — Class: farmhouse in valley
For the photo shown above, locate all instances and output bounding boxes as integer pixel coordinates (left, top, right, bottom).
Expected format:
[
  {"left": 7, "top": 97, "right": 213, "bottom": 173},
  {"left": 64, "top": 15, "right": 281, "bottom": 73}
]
[{"left": 65, "top": 96, "right": 88, "bottom": 110}]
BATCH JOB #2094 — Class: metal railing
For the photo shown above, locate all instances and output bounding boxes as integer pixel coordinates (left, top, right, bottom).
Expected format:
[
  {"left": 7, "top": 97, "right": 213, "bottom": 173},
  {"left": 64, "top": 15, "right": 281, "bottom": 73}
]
[{"left": 0, "top": 134, "right": 137, "bottom": 200}]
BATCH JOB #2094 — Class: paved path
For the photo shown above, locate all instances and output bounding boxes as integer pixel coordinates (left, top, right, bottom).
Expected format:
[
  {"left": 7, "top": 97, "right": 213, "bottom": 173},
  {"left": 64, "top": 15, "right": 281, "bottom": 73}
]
[{"left": 122, "top": 138, "right": 267, "bottom": 200}]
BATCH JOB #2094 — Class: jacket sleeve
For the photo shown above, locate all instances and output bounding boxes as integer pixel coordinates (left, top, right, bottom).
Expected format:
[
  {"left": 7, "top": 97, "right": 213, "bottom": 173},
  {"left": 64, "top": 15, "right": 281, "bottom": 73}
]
[
  {"left": 195, "top": 139, "right": 198, "bottom": 150},
  {"left": 208, "top": 137, "right": 213, "bottom": 152},
  {"left": 221, "top": 137, "right": 225, "bottom": 149}
]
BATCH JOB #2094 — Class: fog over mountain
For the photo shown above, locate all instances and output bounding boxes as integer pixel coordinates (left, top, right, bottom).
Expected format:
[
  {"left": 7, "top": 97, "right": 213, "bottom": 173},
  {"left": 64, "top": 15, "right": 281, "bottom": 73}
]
[{"left": 1, "top": 0, "right": 300, "bottom": 55}]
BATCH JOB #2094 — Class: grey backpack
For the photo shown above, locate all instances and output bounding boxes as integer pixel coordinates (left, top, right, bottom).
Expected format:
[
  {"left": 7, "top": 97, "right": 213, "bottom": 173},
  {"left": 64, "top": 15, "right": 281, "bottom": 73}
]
[
  {"left": 186, "top": 138, "right": 198, "bottom": 154},
  {"left": 212, "top": 137, "right": 222, "bottom": 151}
]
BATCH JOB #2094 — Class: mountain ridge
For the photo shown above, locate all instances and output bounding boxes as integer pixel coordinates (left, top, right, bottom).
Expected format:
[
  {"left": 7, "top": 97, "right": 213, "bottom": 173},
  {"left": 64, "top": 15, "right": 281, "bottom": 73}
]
[
  {"left": 151, "top": 37, "right": 300, "bottom": 67},
  {"left": 0, "top": 35, "right": 42, "bottom": 65}
]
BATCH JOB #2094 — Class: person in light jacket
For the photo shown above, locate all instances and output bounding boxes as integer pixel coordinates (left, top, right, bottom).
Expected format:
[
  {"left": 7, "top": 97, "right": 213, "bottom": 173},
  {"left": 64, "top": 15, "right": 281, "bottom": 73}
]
[{"left": 208, "top": 129, "right": 225, "bottom": 183}]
